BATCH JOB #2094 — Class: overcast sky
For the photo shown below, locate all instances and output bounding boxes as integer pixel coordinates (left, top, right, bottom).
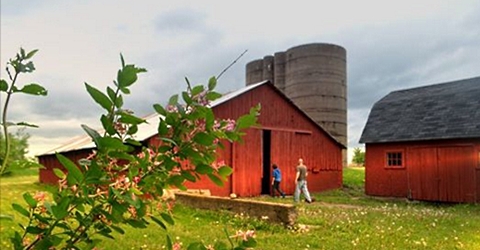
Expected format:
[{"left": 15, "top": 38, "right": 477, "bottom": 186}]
[{"left": 1, "top": 0, "right": 479, "bottom": 161}]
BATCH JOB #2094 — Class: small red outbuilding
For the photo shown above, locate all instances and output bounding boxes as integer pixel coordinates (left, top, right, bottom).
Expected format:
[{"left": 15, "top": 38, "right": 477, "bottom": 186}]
[
  {"left": 360, "top": 76, "right": 480, "bottom": 203},
  {"left": 39, "top": 81, "right": 345, "bottom": 197}
]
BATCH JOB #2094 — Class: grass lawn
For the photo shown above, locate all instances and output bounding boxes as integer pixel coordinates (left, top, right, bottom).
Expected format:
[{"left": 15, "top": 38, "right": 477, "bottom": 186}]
[{"left": 1, "top": 167, "right": 480, "bottom": 249}]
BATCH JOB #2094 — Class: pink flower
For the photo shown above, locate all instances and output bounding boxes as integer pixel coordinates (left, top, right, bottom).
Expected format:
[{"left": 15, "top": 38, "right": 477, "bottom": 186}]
[
  {"left": 133, "top": 176, "right": 141, "bottom": 184},
  {"left": 172, "top": 242, "right": 182, "bottom": 250},
  {"left": 166, "top": 105, "right": 178, "bottom": 113},
  {"left": 231, "top": 229, "right": 256, "bottom": 241},
  {"left": 211, "top": 160, "right": 225, "bottom": 171},
  {"left": 33, "top": 191, "right": 46, "bottom": 202},
  {"left": 224, "top": 119, "right": 236, "bottom": 132}
]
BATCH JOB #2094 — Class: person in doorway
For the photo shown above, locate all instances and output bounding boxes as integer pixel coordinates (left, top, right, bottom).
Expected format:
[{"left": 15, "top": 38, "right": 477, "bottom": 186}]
[
  {"left": 271, "top": 164, "right": 285, "bottom": 198},
  {"left": 294, "top": 158, "right": 313, "bottom": 203}
]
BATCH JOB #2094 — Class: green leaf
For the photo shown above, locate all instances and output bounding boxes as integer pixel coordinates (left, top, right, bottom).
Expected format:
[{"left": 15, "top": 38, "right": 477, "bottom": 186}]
[
  {"left": 53, "top": 168, "right": 66, "bottom": 179},
  {"left": 181, "top": 170, "right": 196, "bottom": 182},
  {"left": 157, "top": 119, "right": 169, "bottom": 136},
  {"left": 168, "top": 175, "right": 186, "bottom": 190},
  {"left": 35, "top": 238, "right": 54, "bottom": 249},
  {"left": 56, "top": 154, "right": 83, "bottom": 184},
  {"left": 101, "top": 115, "right": 116, "bottom": 135},
  {"left": 125, "top": 138, "right": 142, "bottom": 147},
  {"left": 207, "top": 173, "right": 224, "bottom": 187},
  {"left": 110, "top": 225, "right": 125, "bottom": 234},
  {"left": 120, "top": 87, "right": 130, "bottom": 94},
  {"left": 191, "top": 85, "right": 204, "bottom": 96},
  {"left": 153, "top": 104, "right": 167, "bottom": 116},
  {"left": 208, "top": 76, "right": 217, "bottom": 90},
  {"left": 25, "top": 49, "right": 39, "bottom": 59},
  {"left": 23, "top": 193, "right": 37, "bottom": 208},
  {"left": 106, "top": 86, "right": 116, "bottom": 101},
  {"left": 85, "top": 82, "right": 113, "bottom": 111},
  {"left": 182, "top": 91, "right": 192, "bottom": 105},
  {"left": 168, "top": 94, "right": 179, "bottom": 106},
  {"left": 126, "top": 124, "right": 138, "bottom": 135},
  {"left": 126, "top": 219, "right": 147, "bottom": 228},
  {"left": 150, "top": 216, "right": 167, "bottom": 230},
  {"left": 12, "top": 203, "right": 30, "bottom": 217},
  {"left": 242, "top": 237, "right": 257, "bottom": 247},
  {"left": 15, "top": 83, "right": 47, "bottom": 96},
  {"left": 20, "top": 48, "right": 26, "bottom": 58},
  {"left": 195, "top": 164, "right": 213, "bottom": 175},
  {"left": 0, "top": 80, "right": 8, "bottom": 92},
  {"left": 51, "top": 197, "right": 70, "bottom": 219},
  {"left": 15, "top": 122, "right": 39, "bottom": 128},
  {"left": 166, "top": 235, "right": 173, "bottom": 250},
  {"left": 117, "top": 112, "right": 145, "bottom": 125},
  {"left": 98, "top": 137, "right": 132, "bottom": 152},
  {"left": 160, "top": 212, "right": 175, "bottom": 225},
  {"left": 193, "top": 132, "right": 215, "bottom": 146},
  {"left": 81, "top": 124, "right": 101, "bottom": 147},
  {"left": 0, "top": 214, "right": 14, "bottom": 221},
  {"left": 117, "top": 64, "right": 146, "bottom": 88},
  {"left": 26, "top": 226, "right": 45, "bottom": 234},
  {"left": 205, "top": 109, "right": 215, "bottom": 129},
  {"left": 236, "top": 113, "right": 257, "bottom": 130},
  {"left": 115, "top": 94, "right": 124, "bottom": 108},
  {"left": 217, "top": 166, "right": 233, "bottom": 178},
  {"left": 120, "top": 54, "right": 126, "bottom": 68},
  {"left": 187, "top": 242, "right": 208, "bottom": 250},
  {"left": 206, "top": 91, "right": 222, "bottom": 101}
]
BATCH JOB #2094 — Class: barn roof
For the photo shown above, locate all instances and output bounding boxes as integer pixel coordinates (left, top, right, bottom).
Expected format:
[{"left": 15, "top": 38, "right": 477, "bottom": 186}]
[
  {"left": 40, "top": 80, "right": 345, "bottom": 156},
  {"left": 359, "top": 76, "right": 480, "bottom": 143}
]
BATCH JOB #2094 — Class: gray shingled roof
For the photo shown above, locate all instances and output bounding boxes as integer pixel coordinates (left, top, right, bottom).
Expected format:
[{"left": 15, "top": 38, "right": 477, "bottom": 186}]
[{"left": 359, "top": 76, "right": 480, "bottom": 143}]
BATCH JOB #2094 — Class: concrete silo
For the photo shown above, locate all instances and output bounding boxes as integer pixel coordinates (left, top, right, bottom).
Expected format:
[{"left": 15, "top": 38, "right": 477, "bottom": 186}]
[{"left": 245, "top": 43, "right": 347, "bottom": 164}]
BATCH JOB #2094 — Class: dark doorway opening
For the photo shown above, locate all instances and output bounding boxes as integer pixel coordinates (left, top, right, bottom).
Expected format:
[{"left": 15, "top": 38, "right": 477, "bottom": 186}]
[{"left": 261, "top": 130, "right": 271, "bottom": 195}]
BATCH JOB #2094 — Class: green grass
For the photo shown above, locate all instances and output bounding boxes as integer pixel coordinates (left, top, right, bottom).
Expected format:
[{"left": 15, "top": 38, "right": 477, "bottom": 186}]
[{"left": 1, "top": 167, "right": 480, "bottom": 249}]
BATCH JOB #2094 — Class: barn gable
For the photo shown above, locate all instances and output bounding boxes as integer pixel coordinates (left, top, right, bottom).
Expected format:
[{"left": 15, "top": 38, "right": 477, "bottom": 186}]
[{"left": 360, "top": 76, "right": 480, "bottom": 143}]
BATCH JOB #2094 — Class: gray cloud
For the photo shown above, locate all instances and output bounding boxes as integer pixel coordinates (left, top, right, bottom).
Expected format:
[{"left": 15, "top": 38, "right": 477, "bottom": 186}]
[{"left": 2, "top": 1, "right": 480, "bottom": 159}]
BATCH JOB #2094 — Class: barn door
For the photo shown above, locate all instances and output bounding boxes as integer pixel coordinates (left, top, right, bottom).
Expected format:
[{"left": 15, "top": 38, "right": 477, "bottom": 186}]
[
  {"left": 261, "top": 130, "right": 272, "bottom": 195},
  {"left": 270, "top": 130, "right": 295, "bottom": 195},
  {"left": 232, "top": 129, "right": 262, "bottom": 197},
  {"left": 437, "top": 146, "right": 476, "bottom": 202},
  {"left": 408, "top": 146, "right": 476, "bottom": 202},
  {"left": 407, "top": 147, "right": 439, "bottom": 201}
]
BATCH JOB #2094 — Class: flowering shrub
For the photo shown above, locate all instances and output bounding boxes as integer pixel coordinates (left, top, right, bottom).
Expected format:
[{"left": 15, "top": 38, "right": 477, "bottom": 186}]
[{"left": 10, "top": 55, "right": 259, "bottom": 249}]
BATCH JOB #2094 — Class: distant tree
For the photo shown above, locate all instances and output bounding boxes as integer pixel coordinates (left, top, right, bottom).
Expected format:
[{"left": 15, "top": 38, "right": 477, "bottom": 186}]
[
  {"left": 352, "top": 147, "right": 365, "bottom": 166},
  {"left": 0, "top": 128, "right": 39, "bottom": 171}
]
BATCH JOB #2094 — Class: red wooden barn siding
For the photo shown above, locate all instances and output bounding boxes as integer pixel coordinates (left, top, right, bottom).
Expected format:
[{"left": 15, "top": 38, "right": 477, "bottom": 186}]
[
  {"left": 38, "top": 83, "right": 343, "bottom": 198},
  {"left": 39, "top": 150, "right": 92, "bottom": 184},
  {"left": 365, "top": 139, "right": 480, "bottom": 203},
  {"left": 208, "top": 83, "right": 343, "bottom": 197}
]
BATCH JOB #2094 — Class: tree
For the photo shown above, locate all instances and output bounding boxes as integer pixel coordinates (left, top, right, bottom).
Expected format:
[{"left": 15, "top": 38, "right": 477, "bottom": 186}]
[
  {"left": 0, "top": 128, "right": 40, "bottom": 172},
  {"left": 352, "top": 147, "right": 365, "bottom": 166},
  {"left": 0, "top": 48, "right": 47, "bottom": 175}
]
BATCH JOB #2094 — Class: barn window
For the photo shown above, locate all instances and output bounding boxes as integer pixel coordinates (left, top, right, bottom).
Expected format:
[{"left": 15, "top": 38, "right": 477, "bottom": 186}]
[{"left": 386, "top": 151, "right": 403, "bottom": 168}]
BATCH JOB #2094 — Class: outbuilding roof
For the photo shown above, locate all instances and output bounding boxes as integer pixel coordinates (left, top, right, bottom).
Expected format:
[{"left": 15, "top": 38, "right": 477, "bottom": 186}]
[{"left": 359, "top": 76, "right": 480, "bottom": 143}]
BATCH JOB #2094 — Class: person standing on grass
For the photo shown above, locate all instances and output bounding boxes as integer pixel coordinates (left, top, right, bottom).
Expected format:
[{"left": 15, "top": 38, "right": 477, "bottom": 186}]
[
  {"left": 271, "top": 164, "right": 285, "bottom": 198},
  {"left": 294, "top": 158, "right": 313, "bottom": 203}
]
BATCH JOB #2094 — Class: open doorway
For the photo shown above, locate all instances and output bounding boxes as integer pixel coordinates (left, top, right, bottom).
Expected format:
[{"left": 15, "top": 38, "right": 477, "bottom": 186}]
[{"left": 261, "top": 130, "right": 271, "bottom": 195}]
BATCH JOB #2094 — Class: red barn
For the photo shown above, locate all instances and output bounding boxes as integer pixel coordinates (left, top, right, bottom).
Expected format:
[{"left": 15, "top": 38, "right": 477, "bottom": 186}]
[
  {"left": 39, "top": 81, "right": 344, "bottom": 197},
  {"left": 359, "top": 76, "right": 480, "bottom": 203}
]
